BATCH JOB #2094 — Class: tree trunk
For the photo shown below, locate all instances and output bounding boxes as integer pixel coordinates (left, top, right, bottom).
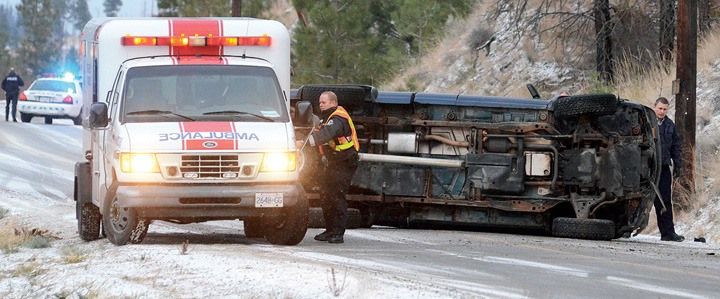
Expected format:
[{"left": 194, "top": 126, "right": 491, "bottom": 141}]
[
  {"left": 674, "top": 0, "right": 697, "bottom": 205},
  {"left": 659, "top": 0, "right": 675, "bottom": 63},
  {"left": 594, "top": 0, "right": 613, "bottom": 84}
]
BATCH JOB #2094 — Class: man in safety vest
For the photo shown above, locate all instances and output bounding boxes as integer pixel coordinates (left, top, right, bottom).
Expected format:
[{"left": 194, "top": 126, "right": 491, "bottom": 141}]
[{"left": 297, "top": 91, "right": 359, "bottom": 244}]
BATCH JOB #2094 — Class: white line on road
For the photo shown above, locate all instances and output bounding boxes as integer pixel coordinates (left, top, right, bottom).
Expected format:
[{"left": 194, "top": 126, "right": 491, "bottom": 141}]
[{"left": 606, "top": 276, "right": 707, "bottom": 299}]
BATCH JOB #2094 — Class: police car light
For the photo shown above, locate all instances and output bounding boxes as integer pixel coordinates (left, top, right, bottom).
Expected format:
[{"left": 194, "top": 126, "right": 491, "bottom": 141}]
[
  {"left": 63, "top": 72, "right": 75, "bottom": 81},
  {"left": 19, "top": 92, "right": 27, "bottom": 101},
  {"left": 63, "top": 96, "right": 73, "bottom": 104},
  {"left": 122, "top": 35, "right": 271, "bottom": 47}
]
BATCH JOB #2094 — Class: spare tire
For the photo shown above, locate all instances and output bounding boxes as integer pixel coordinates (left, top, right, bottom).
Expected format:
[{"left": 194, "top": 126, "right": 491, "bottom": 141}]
[
  {"left": 552, "top": 94, "right": 619, "bottom": 119},
  {"left": 552, "top": 217, "right": 615, "bottom": 241}
]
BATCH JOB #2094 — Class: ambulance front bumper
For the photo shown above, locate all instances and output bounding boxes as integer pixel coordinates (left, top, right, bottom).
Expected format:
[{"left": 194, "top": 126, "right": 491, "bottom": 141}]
[{"left": 115, "top": 182, "right": 304, "bottom": 219}]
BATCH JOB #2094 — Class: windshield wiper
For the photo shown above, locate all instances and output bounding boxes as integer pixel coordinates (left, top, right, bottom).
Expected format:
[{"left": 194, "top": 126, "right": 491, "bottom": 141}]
[
  {"left": 126, "top": 110, "right": 195, "bottom": 121},
  {"left": 202, "top": 110, "right": 274, "bottom": 122}
]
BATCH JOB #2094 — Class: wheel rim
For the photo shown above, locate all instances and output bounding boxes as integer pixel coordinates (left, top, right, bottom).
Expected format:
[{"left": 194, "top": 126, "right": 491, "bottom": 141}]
[{"left": 109, "top": 198, "right": 130, "bottom": 233}]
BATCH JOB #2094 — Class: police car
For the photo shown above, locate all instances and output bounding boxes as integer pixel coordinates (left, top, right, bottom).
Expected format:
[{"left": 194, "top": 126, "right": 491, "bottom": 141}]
[{"left": 18, "top": 74, "right": 83, "bottom": 125}]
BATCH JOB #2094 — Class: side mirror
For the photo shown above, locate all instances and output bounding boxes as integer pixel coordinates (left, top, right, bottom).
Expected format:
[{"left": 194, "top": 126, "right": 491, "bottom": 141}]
[
  {"left": 295, "top": 101, "right": 314, "bottom": 127},
  {"left": 89, "top": 102, "right": 109, "bottom": 128}
]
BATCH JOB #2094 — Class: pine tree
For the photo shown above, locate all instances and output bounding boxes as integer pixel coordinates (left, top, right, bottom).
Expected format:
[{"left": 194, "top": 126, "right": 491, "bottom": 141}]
[
  {"left": 15, "top": 0, "right": 63, "bottom": 76},
  {"left": 73, "top": 0, "right": 92, "bottom": 31},
  {"left": 103, "top": 0, "right": 122, "bottom": 17}
]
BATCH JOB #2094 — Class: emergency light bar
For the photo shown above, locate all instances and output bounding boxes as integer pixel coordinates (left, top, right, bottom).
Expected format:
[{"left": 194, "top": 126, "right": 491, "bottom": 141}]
[{"left": 121, "top": 35, "right": 272, "bottom": 47}]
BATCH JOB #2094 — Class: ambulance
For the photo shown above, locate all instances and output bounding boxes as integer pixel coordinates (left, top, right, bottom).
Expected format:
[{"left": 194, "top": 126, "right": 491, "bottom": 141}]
[{"left": 73, "top": 18, "right": 314, "bottom": 245}]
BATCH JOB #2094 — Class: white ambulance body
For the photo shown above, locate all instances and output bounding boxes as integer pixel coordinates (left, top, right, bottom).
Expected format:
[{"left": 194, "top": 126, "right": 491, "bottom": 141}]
[{"left": 74, "top": 18, "right": 311, "bottom": 245}]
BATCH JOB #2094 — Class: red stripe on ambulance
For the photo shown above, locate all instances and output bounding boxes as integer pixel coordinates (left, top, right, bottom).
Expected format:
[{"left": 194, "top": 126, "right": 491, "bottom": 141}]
[
  {"left": 168, "top": 19, "right": 222, "bottom": 56},
  {"left": 179, "top": 122, "right": 237, "bottom": 150}
]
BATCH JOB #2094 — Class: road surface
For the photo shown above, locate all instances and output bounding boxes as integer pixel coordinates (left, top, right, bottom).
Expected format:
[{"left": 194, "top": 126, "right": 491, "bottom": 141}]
[{"left": 1, "top": 113, "right": 718, "bottom": 298}]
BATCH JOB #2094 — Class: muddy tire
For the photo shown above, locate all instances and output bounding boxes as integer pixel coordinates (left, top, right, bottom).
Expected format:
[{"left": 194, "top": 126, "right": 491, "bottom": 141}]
[
  {"left": 358, "top": 208, "right": 376, "bottom": 228},
  {"left": 44, "top": 117, "right": 53, "bottom": 124},
  {"left": 552, "top": 94, "right": 619, "bottom": 119},
  {"left": 103, "top": 187, "right": 149, "bottom": 245},
  {"left": 243, "top": 219, "right": 265, "bottom": 238},
  {"left": 264, "top": 196, "right": 309, "bottom": 245},
  {"left": 75, "top": 163, "right": 101, "bottom": 241},
  {"left": 552, "top": 217, "right": 615, "bottom": 241}
]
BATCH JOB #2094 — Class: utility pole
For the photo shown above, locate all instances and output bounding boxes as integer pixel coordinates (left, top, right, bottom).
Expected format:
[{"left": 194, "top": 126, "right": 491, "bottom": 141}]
[
  {"left": 232, "top": 0, "right": 242, "bottom": 17},
  {"left": 674, "top": 0, "right": 697, "bottom": 196}
]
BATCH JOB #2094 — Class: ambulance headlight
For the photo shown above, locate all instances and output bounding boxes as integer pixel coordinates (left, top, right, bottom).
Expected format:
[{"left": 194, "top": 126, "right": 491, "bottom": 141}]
[
  {"left": 261, "top": 152, "right": 296, "bottom": 172},
  {"left": 120, "top": 153, "right": 160, "bottom": 173}
]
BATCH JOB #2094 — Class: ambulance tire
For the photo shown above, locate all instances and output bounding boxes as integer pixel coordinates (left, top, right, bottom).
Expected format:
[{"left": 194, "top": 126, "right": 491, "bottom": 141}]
[
  {"left": 103, "top": 184, "right": 149, "bottom": 245},
  {"left": 264, "top": 196, "right": 309, "bottom": 245},
  {"left": 243, "top": 219, "right": 265, "bottom": 238},
  {"left": 44, "top": 117, "right": 52, "bottom": 124},
  {"left": 20, "top": 113, "right": 32, "bottom": 123},
  {"left": 551, "top": 217, "right": 615, "bottom": 241},
  {"left": 75, "top": 162, "right": 101, "bottom": 241}
]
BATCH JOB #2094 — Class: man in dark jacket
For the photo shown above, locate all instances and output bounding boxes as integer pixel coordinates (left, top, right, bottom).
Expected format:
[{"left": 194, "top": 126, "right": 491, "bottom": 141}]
[
  {"left": 653, "top": 97, "right": 684, "bottom": 242},
  {"left": 1, "top": 68, "right": 25, "bottom": 122},
  {"left": 296, "top": 91, "right": 359, "bottom": 244}
]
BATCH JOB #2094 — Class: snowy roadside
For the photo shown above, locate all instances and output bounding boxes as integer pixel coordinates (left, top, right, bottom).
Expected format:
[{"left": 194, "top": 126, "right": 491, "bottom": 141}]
[{"left": 0, "top": 187, "right": 513, "bottom": 299}]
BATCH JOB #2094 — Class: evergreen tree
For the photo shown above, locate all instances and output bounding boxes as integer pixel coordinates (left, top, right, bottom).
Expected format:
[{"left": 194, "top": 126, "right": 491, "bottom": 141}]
[
  {"left": 0, "top": 5, "right": 11, "bottom": 69},
  {"left": 292, "top": 0, "right": 473, "bottom": 86},
  {"left": 73, "top": 0, "right": 92, "bottom": 31},
  {"left": 104, "top": 0, "right": 122, "bottom": 17},
  {"left": 16, "top": 0, "right": 63, "bottom": 75}
]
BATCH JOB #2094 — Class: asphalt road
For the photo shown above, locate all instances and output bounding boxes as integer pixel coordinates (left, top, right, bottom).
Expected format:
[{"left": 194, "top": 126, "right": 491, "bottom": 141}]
[{"left": 1, "top": 113, "right": 719, "bottom": 298}]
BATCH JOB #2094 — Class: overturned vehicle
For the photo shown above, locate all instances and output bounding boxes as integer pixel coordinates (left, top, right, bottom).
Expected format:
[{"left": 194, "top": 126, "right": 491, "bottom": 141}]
[{"left": 293, "top": 85, "right": 661, "bottom": 240}]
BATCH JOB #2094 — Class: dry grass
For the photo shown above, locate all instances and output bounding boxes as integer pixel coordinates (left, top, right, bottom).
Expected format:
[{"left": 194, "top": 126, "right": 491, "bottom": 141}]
[
  {"left": 61, "top": 246, "right": 87, "bottom": 264},
  {"left": 1, "top": 225, "right": 57, "bottom": 253},
  {"left": 1, "top": 228, "right": 27, "bottom": 253}
]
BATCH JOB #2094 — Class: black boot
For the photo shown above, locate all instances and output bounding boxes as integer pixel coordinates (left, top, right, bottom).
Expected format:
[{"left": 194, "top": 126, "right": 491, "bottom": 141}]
[
  {"left": 328, "top": 234, "right": 344, "bottom": 244},
  {"left": 314, "top": 230, "right": 332, "bottom": 241}
]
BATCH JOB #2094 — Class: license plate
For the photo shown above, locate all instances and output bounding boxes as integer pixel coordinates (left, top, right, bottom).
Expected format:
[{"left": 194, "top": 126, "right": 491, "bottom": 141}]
[
  {"left": 255, "top": 193, "right": 283, "bottom": 208},
  {"left": 38, "top": 96, "right": 54, "bottom": 102}
]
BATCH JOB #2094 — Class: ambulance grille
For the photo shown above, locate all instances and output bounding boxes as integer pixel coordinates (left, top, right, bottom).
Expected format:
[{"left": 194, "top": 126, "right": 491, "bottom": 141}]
[{"left": 180, "top": 155, "right": 240, "bottom": 178}]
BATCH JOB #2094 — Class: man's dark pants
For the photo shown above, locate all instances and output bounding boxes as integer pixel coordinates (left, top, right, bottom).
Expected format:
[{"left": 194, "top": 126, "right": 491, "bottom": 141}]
[
  {"left": 319, "top": 155, "right": 359, "bottom": 237},
  {"left": 654, "top": 165, "right": 676, "bottom": 237},
  {"left": 5, "top": 93, "right": 18, "bottom": 121}
]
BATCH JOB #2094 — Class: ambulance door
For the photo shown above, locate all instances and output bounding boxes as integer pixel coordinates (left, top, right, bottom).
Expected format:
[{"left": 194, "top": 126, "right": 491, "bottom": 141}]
[{"left": 94, "top": 68, "right": 124, "bottom": 207}]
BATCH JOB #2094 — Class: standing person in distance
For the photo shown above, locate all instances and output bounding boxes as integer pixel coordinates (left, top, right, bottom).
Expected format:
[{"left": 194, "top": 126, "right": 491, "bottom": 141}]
[
  {"left": 1, "top": 67, "right": 25, "bottom": 122},
  {"left": 653, "top": 97, "right": 684, "bottom": 242},
  {"left": 296, "top": 91, "right": 359, "bottom": 244}
]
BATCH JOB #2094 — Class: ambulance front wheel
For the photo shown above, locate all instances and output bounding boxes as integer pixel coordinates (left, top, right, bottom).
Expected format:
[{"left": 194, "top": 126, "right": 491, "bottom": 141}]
[
  {"left": 103, "top": 193, "right": 149, "bottom": 245},
  {"left": 264, "top": 197, "right": 309, "bottom": 245}
]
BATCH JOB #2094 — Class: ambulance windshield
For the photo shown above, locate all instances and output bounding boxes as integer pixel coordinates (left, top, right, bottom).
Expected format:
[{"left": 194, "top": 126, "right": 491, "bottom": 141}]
[{"left": 122, "top": 65, "right": 288, "bottom": 123}]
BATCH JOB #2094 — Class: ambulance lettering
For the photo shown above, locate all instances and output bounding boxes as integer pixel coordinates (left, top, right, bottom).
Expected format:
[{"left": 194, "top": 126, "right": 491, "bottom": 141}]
[
  {"left": 158, "top": 132, "right": 260, "bottom": 142},
  {"left": 157, "top": 122, "right": 261, "bottom": 150}
]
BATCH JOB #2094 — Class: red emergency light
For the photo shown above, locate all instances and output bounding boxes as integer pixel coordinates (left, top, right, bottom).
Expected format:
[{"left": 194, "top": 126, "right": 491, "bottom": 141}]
[{"left": 121, "top": 35, "right": 271, "bottom": 47}]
